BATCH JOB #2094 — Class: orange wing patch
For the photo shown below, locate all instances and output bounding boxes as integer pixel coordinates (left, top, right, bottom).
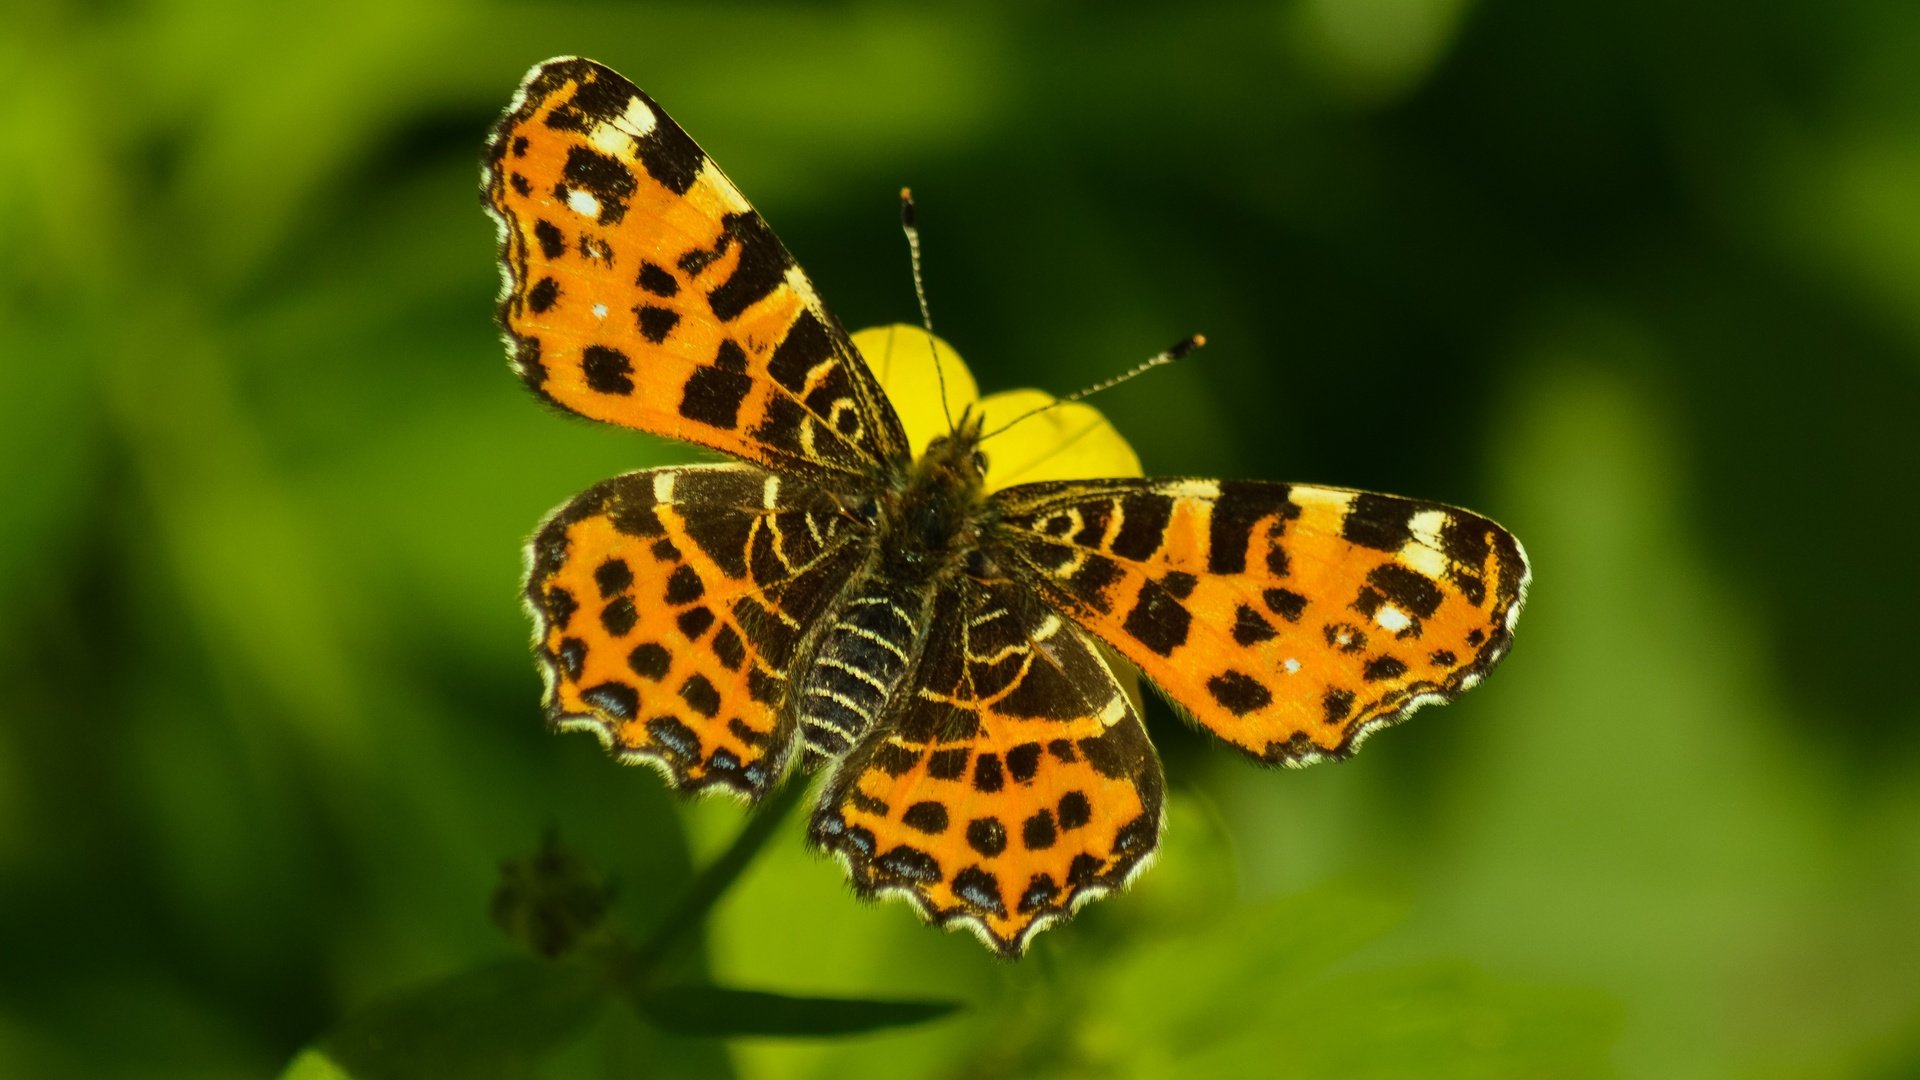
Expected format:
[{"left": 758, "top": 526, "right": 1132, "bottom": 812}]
[
  {"left": 485, "top": 58, "right": 908, "bottom": 484},
  {"left": 996, "top": 480, "right": 1529, "bottom": 765},
  {"left": 527, "top": 464, "right": 864, "bottom": 797},
  {"left": 809, "top": 581, "right": 1164, "bottom": 955}
]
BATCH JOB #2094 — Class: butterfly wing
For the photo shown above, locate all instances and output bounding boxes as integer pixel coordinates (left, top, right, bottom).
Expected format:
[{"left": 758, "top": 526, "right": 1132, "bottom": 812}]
[
  {"left": 526, "top": 464, "right": 866, "bottom": 798},
  {"left": 808, "top": 577, "right": 1164, "bottom": 955},
  {"left": 485, "top": 58, "right": 909, "bottom": 484},
  {"left": 994, "top": 479, "right": 1528, "bottom": 764}
]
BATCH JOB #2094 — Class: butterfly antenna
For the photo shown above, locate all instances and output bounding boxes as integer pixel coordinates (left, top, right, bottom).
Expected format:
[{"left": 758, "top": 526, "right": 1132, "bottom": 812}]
[
  {"left": 900, "top": 188, "right": 956, "bottom": 433},
  {"left": 981, "top": 334, "right": 1206, "bottom": 441}
]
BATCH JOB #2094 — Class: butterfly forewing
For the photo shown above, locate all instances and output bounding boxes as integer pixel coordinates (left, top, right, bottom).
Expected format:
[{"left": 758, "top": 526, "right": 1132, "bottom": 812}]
[
  {"left": 485, "top": 58, "right": 909, "bottom": 485},
  {"left": 993, "top": 479, "right": 1529, "bottom": 764}
]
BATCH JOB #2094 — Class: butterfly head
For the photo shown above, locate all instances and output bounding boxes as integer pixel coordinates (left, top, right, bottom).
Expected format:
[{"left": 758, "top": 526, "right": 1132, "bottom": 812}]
[
  {"left": 917, "top": 404, "right": 989, "bottom": 487},
  {"left": 864, "top": 407, "right": 990, "bottom": 578}
]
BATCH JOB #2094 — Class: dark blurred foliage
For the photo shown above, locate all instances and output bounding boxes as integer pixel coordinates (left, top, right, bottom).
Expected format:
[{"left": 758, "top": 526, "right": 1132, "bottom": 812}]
[{"left": 2, "top": 0, "right": 1917, "bottom": 1077}]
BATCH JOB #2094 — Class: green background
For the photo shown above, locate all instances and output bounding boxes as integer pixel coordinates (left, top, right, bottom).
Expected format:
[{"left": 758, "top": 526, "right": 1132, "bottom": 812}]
[{"left": 4, "top": 1, "right": 1918, "bottom": 1077}]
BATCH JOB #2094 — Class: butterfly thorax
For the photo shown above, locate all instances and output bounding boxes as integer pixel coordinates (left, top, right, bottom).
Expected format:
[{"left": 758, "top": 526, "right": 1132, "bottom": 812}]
[
  {"left": 872, "top": 416, "right": 993, "bottom": 579},
  {"left": 793, "top": 417, "right": 993, "bottom": 767}
]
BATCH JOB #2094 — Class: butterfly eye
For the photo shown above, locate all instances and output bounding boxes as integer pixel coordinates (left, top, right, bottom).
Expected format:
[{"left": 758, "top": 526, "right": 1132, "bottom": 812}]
[
  {"left": 971, "top": 449, "right": 989, "bottom": 476},
  {"left": 850, "top": 497, "right": 882, "bottom": 525},
  {"left": 966, "top": 548, "right": 997, "bottom": 579}
]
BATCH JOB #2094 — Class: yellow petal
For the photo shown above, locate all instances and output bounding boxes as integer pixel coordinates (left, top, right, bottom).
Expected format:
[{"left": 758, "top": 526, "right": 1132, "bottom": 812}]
[
  {"left": 851, "top": 324, "right": 1142, "bottom": 491},
  {"left": 851, "top": 325, "right": 978, "bottom": 457},
  {"left": 975, "top": 389, "right": 1143, "bottom": 490}
]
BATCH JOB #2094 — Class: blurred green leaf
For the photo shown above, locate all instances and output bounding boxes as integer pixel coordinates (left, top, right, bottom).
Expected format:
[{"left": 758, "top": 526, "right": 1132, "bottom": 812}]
[
  {"left": 1175, "top": 960, "right": 1619, "bottom": 1080},
  {"left": 288, "top": 959, "right": 608, "bottom": 1080},
  {"left": 633, "top": 984, "right": 962, "bottom": 1039}
]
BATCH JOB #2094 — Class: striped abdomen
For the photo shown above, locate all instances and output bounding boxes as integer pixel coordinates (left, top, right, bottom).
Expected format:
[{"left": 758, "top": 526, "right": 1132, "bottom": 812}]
[{"left": 796, "top": 584, "right": 927, "bottom": 766}]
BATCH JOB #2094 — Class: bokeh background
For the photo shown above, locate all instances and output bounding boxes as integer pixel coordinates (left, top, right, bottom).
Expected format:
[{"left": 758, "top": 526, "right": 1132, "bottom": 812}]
[{"left": 5, "top": 1, "right": 1919, "bottom": 1077}]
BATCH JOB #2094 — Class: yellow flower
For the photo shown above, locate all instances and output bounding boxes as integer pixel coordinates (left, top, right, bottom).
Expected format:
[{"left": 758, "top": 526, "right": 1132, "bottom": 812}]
[{"left": 850, "top": 325, "right": 1143, "bottom": 490}]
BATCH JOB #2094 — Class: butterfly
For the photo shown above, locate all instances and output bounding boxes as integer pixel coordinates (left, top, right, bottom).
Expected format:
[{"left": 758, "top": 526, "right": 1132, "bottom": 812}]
[{"left": 483, "top": 57, "right": 1529, "bottom": 955}]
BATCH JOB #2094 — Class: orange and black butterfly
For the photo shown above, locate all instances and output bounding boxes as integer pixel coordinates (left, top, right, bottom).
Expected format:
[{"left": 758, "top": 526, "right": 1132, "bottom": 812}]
[{"left": 483, "top": 58, "right": 1529, "bottom": 955}]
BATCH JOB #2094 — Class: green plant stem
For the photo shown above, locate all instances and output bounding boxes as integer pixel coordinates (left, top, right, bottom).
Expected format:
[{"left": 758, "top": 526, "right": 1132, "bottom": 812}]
[{"left": 626, "top": 781, "right": 806, "bottom": 979}]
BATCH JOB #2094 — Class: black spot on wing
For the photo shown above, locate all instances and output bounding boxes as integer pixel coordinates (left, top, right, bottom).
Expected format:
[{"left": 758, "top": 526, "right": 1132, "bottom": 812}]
[
  {"left": 707, "top": 212, "right": 793, "bottom": 322},
  {"left": 676, "top": 606, "right": 715, "bottom": 640},
  {"left": 711, "top": 624, "right": 746, "bottom": 670},
  {"left": 1367, "top": 563, "right": 1444, "bottom": 618},
  {"left": 1122, "top": 581, "right": 1190, "bottom": 657},
  {"left": 633, "top": 99, "right": 704, "bottom": 195},
  {"left": 678, "top": 365, "right": 752, "bottom": 430},
  {"left": 871, "top": 741, "right": 921, "bottom": 776},
  {"left": 1264, "top": 588, "right": 1307, "bottom": 622},
  {"left": 635, "top": 304, "right": 680, "bottom": 343},
  {"left": 527, "top": 276, "right": 559, "bottom": 313},
  {"left": 645, "top": 715, "right": 701, "bottom": 760},
  {"left": 1018, "top": 874, "right": 1059, "bottom": 914},
  {"left": 627, "top": 642, "right": 670, "bottom": 680},
  {"left": 540, "top": 62, "right": 633, "bottom": 133},
  {"left": 556, "top": 638, "right": 586, "bottom": 680},
  {"left": 560, "top": 145, "right": 636, "bottom": 224},
  {"left": 1054, "top": 856, "right": 1094, "bottom": 891},
  {"left": 972, "top": 752, "right": 1005, "bottom": 793},
  {"left": 1057, "top": 792, "right": 1092, "bottom": 831},
  {"left": 678, "top": 673, "right": 721, "bottom": 717},
  {"left": 1110, "top": 493, "right": 1172, "bottom": 560},
  {"left": 544, "top": 586, "right": 579, "bottom": 630},
  {"left": 1206, "top": 670, "right": 1273, "bottom": 715},
  {"left": 927, "top": 748, "right": 969, "bottom": 779},
  {"left": 1323, "top": 688, "right": 1355, "bottom": 724},
  {"left": 1022, "top": 810, "right": 1057, "bottom": 850},
  {"left": 874, "top": 845, "right": 941, "bottom": 884},
  {"left": 1207, "top": 482, "right": 1297, "bottom": 574},
  {"left": 594, "top": 558, "right": 633, "bottom": 598},
  {"left": 582, "top": 346, "right": 634, "bottom": 395},
  {"left": 580, "top": 681, "right": 638, "bottom": 720},
  {"left": 1440, "top": 512, "right": 1492, "bottom": 569},
  {"left": 1342, "top": 493, "right": 1415, "bottom": 552},
  {"left": 533, "top": 220, "right": 566, "bottom": 260},
  {"left": 952, "top": 867, "right": 1005, "bottom": 916},
  {"left": 1068, "top": 554, "right": 1125, "bottom": 612},
  {"left": 599, "top": 596, "right": 637, "bottom": 637},
  {"left": 1232, "top": 604, "right": 1277, "bottom": 645},
  {"left": 713, "top": 339, "right": 748, "bottom": 371},
  {"left": 1363, "top": 655, "right": 1409, "bottom": 681},
  {"left": 966, "top": 817, "right": 1007, "bottom": 857},
  {"left": 1005, "top": 742, "right": 1042, "bottom": 783},
  {"left": 664, "top": 564, "right": 705, "bottom": 605},
  {"left": 902, "top": 801, "right": 950, "bottom": 834},
  {"left": 637, "top": 261, "right": 679, "bottom": 296},
  {"left": 765, "top": 309, "right": 835, "bottom": 391},
  {"left": 745, "top": 666, "right": 783, "bottom": 706}
]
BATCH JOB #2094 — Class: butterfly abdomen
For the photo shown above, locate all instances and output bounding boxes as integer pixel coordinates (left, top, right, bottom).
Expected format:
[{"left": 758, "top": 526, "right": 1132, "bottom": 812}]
[{"left": 796, "top": 584, "right": 929, "bottom": 767}]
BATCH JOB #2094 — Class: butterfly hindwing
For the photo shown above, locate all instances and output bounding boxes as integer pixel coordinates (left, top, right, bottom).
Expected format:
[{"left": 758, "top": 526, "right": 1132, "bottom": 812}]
[
  {"left": 808, "top": 577, "right": 1165, "bottom": 955},
  {"left": 994, "top": 479, "right": 1529, "bottom": 765},
  {"left": 485, "top": 58, "right": 909, "bottom": 484},
  {"left": 526, "top": 464, "right": 866, "bottom": 798}
]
